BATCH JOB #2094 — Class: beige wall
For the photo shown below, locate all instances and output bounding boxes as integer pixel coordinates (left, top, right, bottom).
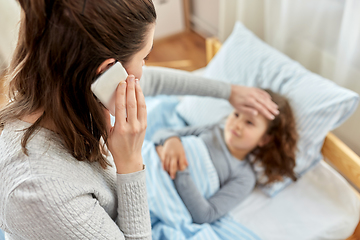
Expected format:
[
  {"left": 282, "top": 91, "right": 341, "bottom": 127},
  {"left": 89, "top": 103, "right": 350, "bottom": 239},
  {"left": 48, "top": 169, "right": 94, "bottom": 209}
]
[
  {"left": 0, "top": 0, "right": 21, "bottom": 72},
  {"left": 191, "top": 0, "right": 219, "bottom": 37},
  {"left": 0, "top": 0, "right": 185, "bottom": 62},
  {"left": 153, "top": 0, "right": 185, "bottom": 40}
]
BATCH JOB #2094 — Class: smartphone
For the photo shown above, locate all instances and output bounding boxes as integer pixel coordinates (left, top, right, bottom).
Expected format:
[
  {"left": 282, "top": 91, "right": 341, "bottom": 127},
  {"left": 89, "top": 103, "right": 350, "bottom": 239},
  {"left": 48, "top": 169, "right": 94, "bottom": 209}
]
[{"left": 91, "top": 62, "right": 128, "bottom": 116}]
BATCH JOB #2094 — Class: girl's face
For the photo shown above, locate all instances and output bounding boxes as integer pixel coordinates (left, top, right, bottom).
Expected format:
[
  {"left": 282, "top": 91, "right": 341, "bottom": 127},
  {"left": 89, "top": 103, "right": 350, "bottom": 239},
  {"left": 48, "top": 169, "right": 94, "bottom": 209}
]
[
  {"left": 123, "top": 24, "right": 155, "bottom": 79},
  {"left": 224, "top": 110, "right": 270, "bottom": 159}
]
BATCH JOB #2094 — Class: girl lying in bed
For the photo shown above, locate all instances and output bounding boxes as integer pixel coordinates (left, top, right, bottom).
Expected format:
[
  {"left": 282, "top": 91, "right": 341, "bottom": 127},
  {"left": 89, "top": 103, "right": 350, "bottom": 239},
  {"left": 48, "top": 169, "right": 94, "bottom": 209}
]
[{"left": 152, "top": 90, "right": 298, "bottom": 224}]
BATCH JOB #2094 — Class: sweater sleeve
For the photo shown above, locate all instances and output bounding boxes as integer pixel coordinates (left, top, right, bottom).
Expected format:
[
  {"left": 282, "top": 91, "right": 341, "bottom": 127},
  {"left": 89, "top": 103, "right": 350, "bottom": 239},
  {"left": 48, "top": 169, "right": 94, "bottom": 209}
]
[
  {"left": 140, "top": 66, "right": 231, "bottom": 99},
  {"left": 174, "top": 164, "right": 256, "bottom": 224},
  {"left": 5, "top": 170, "right": 151, "bottom": 240},
  {"left": 116, "top": 169, "right": 152, "bottom": 239}
]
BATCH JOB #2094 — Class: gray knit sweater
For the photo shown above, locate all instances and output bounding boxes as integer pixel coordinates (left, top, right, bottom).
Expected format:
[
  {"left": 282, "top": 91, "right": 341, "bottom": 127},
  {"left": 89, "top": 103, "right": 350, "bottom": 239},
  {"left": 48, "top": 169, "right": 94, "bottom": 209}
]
[{"left": 0, "top": 66, "right": 231, "bottom": 239}]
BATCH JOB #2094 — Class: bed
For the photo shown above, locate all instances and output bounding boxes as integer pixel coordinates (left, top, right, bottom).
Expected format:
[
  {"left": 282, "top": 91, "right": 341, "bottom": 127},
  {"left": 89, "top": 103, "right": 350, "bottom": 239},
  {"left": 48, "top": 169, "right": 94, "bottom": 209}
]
[
  {"left": 143, "top": 69, "right": 360, "bottom": 239},
  {"left": 142, "top": 21, "right": 360, "bottom": 239},
  {"left": 141, "top": 42, "right": 360, "bottom": 239},
  {"left": 203, "top": 36, "right": 360, "bottom": 240}
]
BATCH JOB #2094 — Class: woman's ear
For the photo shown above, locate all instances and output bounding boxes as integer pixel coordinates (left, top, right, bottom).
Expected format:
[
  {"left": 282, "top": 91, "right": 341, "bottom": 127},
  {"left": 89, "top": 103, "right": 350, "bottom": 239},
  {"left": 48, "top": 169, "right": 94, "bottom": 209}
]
[
  {"left": 96, "top": 58, "right": 116, "bottom": 75},
  {"left": 258, "top": 134, "right": 272, "bottom": 147}
]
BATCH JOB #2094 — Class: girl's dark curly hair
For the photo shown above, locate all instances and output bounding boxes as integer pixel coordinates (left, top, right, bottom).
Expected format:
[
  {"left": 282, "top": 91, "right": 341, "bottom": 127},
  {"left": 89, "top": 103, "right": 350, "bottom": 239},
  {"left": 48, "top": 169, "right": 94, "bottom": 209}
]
[{"left": 252, "top": 89, "right": 298, "bottom": 184}]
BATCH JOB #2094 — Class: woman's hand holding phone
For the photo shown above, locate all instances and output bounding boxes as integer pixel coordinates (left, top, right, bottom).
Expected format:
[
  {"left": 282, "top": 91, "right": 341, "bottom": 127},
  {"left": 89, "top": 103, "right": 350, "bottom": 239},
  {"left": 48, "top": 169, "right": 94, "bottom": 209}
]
[{"left": 105, "top": 74, "right": 147, "bottom": 174}]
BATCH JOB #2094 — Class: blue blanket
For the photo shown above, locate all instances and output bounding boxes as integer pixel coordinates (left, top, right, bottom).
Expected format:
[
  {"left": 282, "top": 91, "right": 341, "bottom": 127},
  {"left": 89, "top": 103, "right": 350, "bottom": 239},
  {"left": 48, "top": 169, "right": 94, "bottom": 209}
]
[{"left": 142, "top": 96, "right": 261, "bottom": 240}]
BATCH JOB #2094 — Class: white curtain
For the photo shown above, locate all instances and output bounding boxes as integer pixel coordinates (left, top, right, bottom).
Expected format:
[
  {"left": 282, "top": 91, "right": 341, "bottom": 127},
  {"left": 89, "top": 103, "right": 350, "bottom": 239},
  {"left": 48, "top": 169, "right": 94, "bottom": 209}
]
[{"left": 225, "top": 0, "right": 360, "bottom": 155}]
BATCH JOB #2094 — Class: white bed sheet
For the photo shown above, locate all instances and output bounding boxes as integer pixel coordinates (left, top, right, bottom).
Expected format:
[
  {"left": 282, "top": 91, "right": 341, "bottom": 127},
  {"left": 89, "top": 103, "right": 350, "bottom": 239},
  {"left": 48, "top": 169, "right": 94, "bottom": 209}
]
[{"left": 230, "top": 160, "right": 360, "bottom": 240}]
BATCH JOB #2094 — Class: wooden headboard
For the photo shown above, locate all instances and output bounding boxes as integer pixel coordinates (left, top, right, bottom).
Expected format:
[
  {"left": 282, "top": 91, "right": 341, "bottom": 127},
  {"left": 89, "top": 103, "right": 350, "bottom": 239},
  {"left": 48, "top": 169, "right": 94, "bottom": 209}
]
[{"left": 205, "top": 37, "right": 360, "bottom": 239}]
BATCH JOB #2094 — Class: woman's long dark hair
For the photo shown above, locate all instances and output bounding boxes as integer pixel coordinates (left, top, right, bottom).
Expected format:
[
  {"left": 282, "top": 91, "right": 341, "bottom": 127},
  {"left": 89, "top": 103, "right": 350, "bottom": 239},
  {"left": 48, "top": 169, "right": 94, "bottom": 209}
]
[
  {"left": 0, "top": 0, "right": 156, "bottom": 168},
  {"left": 252, "top": 89, "right": 298, "bottom": 184}
]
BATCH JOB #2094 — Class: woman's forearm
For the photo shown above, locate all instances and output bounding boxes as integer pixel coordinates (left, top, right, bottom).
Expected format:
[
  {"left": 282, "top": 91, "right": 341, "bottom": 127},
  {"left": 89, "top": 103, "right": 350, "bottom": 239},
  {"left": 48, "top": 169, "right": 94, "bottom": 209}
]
[
  {"left": 117, "top": 168, "right": 152, "bottom": 239},
  {"left": 140, "top": 66, "right": 279, "bottom": 120},
  {"left": 140, "top": 66, "right": 231, "bottom": 99}
]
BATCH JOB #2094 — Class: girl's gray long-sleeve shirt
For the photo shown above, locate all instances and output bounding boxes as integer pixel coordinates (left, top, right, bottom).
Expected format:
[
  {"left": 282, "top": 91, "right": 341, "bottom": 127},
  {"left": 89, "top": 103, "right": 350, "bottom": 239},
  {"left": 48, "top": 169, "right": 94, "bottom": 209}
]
[
  {"left": 152, "top": 123, "right": 256, "bottom": 224},
  {"left": 0, "top": 66, "right": 232, "bottom": 239}
]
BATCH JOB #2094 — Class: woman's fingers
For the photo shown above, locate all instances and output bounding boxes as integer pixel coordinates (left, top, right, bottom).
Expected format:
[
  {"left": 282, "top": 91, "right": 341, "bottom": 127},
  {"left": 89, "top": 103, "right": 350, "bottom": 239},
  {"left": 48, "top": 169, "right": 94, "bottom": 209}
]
[
  {"left": 246, "top": 90, "right": 276, "bottom": 120},
  {"left": 114, "top": 81, "right": 127, "bottom": 127},
  {"left": 257, "top": 88, "right": 272, "bottom": 101},
  {"left": 251, "top": 95, "right": 280, "bottom": 119},
  {"left": 255, "top": 89, "right": 279, "bottom": 115},
  {"left": 249, "top": 99, "right": 275, "bottom": 120},
  {"left": 238, "top": 105, "right": 260, "bottom": 117},
  {"left": 126, "top": 75, "right": 137, "bottom": 123},
  {"left": 229, "top": 85, "right": 280, "bottom": 121},
  {"left": 108, "top": 75, "right": 147, "bottom": 174},
  {"left": 135, "top": 79, "right": 147, "bottom": 124},
  {"left": 114, "top": 76, "right": 146, "bottom": 128}
]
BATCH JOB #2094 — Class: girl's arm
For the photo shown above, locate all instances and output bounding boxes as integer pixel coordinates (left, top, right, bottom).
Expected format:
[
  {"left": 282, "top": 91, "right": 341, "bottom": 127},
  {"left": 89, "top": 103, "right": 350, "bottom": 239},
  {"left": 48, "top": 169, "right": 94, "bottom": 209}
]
[
  {"left": 152, "top": 125, "right": 213, "bottom": 146},
  {"left": 153, "top": 126, "right": 213, "bottom": 179},
  {"left": 174, "top": 164, "right": 256, "bottom": 224}
]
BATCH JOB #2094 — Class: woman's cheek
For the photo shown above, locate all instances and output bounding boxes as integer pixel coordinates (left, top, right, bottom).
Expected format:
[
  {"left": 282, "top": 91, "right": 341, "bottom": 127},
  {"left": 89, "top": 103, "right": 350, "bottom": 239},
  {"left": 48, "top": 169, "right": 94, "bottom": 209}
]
[
  {"left": 124, "top": 65, "right": 141, "bottom": 80},
  {"left": 137, "top": 66, "right": 143, "bottom": 80}
]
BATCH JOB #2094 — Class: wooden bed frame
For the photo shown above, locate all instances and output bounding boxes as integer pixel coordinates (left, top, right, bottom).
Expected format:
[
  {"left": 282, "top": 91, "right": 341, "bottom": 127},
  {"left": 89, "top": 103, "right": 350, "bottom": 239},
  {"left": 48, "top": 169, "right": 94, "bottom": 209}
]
[{"left": 206, "top": 37, "right": 360, "bottom": 239}]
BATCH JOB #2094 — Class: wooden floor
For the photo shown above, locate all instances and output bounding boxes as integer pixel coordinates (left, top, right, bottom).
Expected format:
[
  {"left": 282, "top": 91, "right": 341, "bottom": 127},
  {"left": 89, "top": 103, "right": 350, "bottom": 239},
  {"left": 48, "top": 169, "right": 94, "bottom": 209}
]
[{"left": 146, "top": 30, "right": 207, "bottom": 72}]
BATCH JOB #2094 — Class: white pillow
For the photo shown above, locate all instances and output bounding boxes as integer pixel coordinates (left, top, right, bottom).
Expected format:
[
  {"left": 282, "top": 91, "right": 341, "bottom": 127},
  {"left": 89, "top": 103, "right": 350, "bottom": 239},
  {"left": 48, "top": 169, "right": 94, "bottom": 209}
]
[{"left": 176, "top": 21, "right": 359, "bottom": 197}]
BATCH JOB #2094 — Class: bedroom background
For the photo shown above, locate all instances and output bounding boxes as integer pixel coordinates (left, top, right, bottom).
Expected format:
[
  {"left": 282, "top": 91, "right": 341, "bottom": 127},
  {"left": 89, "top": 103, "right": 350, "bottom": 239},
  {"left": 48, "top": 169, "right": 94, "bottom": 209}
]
[{"left": 187, "top": 0, "right": 360, "bottom": 157}]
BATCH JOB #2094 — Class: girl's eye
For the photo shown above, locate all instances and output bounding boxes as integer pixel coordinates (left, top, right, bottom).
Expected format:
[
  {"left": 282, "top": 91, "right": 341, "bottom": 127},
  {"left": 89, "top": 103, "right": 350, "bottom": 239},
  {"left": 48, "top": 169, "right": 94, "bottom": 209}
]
[
  {"left": 246, "top": 120, "right": 254, "bottom": 125},
  {"left": 144, "top": 55, "right": 149, "bottom": 61},
  {"left": 234, "top": 113, "right": 239, "bottom": 117}
]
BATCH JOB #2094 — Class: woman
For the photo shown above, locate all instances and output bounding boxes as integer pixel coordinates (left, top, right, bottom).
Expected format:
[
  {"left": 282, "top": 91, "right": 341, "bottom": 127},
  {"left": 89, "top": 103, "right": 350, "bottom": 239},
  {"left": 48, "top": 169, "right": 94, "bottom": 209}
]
[{"left": 0, "top": 0, "right": 278, "bottom": 239}]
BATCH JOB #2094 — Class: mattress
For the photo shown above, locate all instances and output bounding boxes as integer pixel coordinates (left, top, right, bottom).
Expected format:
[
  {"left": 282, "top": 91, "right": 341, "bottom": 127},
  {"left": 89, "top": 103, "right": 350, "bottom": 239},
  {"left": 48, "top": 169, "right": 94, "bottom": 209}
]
[{"left": 230, "top": 160, "right": 360, "bottom": 240}]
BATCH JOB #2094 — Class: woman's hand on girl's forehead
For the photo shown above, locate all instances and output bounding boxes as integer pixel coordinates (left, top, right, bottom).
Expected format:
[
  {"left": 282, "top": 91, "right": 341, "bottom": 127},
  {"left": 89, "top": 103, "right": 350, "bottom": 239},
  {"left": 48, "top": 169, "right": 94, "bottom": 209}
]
[{"left": 228, "top": 85, "right": 279, "bottom": 120}]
